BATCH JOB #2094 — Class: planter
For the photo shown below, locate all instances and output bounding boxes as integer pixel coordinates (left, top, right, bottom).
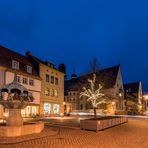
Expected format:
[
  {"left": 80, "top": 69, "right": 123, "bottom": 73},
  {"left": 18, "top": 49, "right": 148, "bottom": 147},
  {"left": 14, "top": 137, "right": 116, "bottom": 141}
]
[{"left": 80, "top": 117, "right": 128, "bottom": 132}]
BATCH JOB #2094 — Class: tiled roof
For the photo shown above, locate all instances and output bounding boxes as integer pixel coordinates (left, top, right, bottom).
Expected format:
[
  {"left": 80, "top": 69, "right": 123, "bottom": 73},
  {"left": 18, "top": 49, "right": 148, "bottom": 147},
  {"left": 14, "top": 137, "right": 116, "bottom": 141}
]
[
  {"left": 0, "top": 45, "right": 39, "bottom": 77},
  {"left": 65, "top": 65, "right": 120, "bottom": 93}
]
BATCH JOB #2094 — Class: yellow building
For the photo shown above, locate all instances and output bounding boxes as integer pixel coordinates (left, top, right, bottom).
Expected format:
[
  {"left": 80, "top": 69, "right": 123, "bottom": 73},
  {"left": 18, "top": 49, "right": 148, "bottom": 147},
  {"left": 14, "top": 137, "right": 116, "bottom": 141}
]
[{"left": 26, "top": 53, "right": 65, "bottom": 116}]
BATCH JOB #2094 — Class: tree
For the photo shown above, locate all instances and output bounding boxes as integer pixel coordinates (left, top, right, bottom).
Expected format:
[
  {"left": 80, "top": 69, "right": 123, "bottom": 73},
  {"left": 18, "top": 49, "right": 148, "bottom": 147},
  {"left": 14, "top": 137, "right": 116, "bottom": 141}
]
[
  {"left": 88, "top": 57, "right": 100, "bottom": 73},
  {"left": 80, "top": 74, "right": 106, "bottom": 119}
]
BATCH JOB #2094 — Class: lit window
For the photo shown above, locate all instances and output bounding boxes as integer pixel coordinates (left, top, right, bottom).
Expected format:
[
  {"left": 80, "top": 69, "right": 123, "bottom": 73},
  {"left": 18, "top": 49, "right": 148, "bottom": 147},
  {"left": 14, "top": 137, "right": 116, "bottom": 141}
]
[
  {"left": 27, "top": 65, "right": 32, "bottom": 73},
  {"left": 12, "top": 60, "right": 19, "bottom": 70},
  {"left": 54, "top": 90, "right": 58, "bottom": 97},
  {"left": 51, "top": 76, "right": 54, "bottom": 84},
  {"left": 46, "top": 74, "right": 50, "bottom": 82},
  {"left": 29, "top": 79, "right": 34, "bottom": 86},
  {"left": 53, "top": 104, "right": 60, "bottom": 114},
  {"left": 23, "top": 77, "right": 28, "bottom": 84},
  {"left": 45, "top": 88, "right": 50, "bottom": 96},
  {"left": 16, "top": 76, "right": 21, "bottom": 83},
  {"left": 44, "top": 103, "right": 51, "bottom": 115},
  {"left": 50, "top": 89, "right": 54, "bottom": 96}
]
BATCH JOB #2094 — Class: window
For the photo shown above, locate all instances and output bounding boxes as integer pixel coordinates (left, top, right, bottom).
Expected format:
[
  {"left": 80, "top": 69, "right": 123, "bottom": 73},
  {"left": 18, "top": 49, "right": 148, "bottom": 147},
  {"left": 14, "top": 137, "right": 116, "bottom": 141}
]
[
  {"left": 45, "top": 88, "right": 50, "bottom": 96},
  {"left": 12, "top": 60, "right": 19, "bottom": 70},
  {"left": 46, "top": 74, "right": 50, "bottom": 82},
  {"left": 44, "top": 103, "right": 51, "bottom": 115},
  {"left": 51, "top": 76, "right": 54, "bottom": 84},
  {"left": 27, "top": 65, "right": 32, "bottom": 73},
  {"left": 23, "top": 77, "right": 28, "bottom": 84},
  {"left": 50, "top": 89, "right": 54, "bottom": 96},
  {"left": 29, "top": 79, "right": 34, "bottom": 86},
  {"left": 55, "top": 77, "right": 58, "bottom": 85},
  {"left": 16, "top": 76, "right": 21, "bottom": 83},
  {"left": 53, "top": 104, "right": 60, "bottom": 114},
  {"left": 80, "top": 104, "right": 83, "bottom": 110},
  {"left": 73, "top": 98, "right": 75, "bottom": 102},
  {"left": 54, "top": 90, "right": 58, "bottom": 97}
]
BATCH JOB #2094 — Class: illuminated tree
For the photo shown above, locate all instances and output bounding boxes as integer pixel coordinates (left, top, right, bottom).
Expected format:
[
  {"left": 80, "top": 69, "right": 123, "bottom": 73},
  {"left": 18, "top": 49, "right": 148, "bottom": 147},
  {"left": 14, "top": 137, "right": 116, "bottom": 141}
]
[{"left": 80, "top": 74, "right": 106, "bottom": 119}]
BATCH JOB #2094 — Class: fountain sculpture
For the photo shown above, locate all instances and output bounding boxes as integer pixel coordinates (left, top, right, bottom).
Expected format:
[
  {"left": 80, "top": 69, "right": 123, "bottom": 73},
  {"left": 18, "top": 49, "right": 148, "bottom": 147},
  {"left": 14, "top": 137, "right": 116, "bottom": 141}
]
[{"left": 0, "top": 75, "right": 44, "bottom": 137}]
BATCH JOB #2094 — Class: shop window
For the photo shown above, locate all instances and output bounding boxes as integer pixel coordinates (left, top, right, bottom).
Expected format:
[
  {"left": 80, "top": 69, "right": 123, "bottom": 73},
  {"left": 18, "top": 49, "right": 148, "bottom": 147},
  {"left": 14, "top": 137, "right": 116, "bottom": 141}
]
[
  {"left": 53, "top": 104, "right": 60, "bottom": 114},
  {"left": 44, "top": 103, "right": 51, "bottom": 115}
]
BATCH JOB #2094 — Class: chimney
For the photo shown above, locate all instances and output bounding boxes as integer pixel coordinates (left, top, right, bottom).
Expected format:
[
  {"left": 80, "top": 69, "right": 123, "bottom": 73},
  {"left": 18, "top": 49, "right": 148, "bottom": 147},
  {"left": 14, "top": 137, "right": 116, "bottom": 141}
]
[{"left": 26, "top": 51, "right": 31, "bottom": 56}]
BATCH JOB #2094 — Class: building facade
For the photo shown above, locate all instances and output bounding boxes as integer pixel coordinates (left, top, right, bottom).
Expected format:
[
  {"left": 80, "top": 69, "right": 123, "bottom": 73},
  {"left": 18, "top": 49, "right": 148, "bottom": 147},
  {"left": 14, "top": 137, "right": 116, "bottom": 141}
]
[
  {"left": 26, "top": 53, "right": 65, "bottom": 116},
  {"left": 64, "top": 65, "right": 125, "bottom": 115},
  {"left": 0, "top": 45, "right": 65, "bottom": 118},
  {"left": 124, "top": 82, "right": 143, "bottom": 114},
  {"left": 0, "top": 46, "right": 41, "bottom": 118}
]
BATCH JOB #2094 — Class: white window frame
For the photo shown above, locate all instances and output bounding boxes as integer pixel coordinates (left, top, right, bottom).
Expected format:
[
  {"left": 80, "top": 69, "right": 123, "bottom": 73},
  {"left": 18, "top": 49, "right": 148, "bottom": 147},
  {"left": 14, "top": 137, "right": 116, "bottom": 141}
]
[
  {"left": 27, "top": 65, "right": 32, "bottom": 73},
  {"left": 23, "top": 77, "right": 28, "bottom": 85},
  {"left": 12, "top": 60, "right": 19, "bottom": 70},
  {"left": 29, "top": 79, "right": 34, "bottom": 86}
]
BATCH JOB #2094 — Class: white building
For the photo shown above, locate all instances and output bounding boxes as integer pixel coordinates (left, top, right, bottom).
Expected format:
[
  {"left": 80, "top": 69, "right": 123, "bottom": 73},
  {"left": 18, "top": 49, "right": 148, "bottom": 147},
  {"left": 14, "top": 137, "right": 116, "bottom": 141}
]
[{"left": 0, "top": 46, "right": 41, "bottom": 118}]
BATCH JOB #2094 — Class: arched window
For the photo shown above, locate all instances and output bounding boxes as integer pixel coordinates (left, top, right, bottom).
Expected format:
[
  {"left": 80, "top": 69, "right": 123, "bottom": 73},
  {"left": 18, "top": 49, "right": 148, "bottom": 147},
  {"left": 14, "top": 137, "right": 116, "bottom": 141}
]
[
  {"left": 50, "top": 89, "right": 54, "bottom": 96},
  {"left": 54, "top": 90, "right": 58, "bottom": 97},
  {"left": 45, "top": 88, "right": 50, "bottom": 96}
]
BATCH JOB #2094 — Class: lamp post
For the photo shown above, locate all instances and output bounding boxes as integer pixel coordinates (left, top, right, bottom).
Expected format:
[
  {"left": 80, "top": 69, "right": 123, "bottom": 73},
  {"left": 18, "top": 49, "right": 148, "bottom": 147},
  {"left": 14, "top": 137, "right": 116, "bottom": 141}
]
[{"left": 144, "top": 96, "right": 148, "bottom": 117}]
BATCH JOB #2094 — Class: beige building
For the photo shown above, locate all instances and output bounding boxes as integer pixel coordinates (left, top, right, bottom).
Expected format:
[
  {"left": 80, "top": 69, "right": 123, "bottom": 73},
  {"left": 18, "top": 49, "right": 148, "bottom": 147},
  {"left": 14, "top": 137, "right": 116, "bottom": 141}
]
[
  {"left": 26, "top": 53, "right": 65, "bottom": 116},
  {"left": 64, "top": 65, "right": 125, "bottom": 115},
  {"left": 0, "top": 46, "right": 41, "bottom": 118}
]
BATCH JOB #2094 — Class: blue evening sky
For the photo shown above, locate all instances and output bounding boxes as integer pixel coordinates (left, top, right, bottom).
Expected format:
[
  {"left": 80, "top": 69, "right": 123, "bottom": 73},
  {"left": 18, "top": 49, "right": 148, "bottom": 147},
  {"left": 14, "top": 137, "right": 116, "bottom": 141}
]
[{"left": 0, "top": 0, "right": 148, "bottom": 91}]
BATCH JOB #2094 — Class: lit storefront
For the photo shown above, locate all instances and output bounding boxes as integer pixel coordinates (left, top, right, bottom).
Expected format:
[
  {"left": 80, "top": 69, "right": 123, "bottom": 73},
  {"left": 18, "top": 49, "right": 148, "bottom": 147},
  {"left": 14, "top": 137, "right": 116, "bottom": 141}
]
[
  {"left": 21, "top": 105, "right": 39, "bottom": 117},
  {"left": 43, "top": 103, "right": 60, "bottom": 115}
]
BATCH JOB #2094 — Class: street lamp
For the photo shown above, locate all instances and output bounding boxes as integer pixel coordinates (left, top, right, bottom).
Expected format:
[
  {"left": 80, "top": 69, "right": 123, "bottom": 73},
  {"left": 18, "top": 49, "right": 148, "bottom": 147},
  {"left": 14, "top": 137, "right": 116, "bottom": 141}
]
[{"left": 144, "top": 96, "right": 148, "bottom": 116}]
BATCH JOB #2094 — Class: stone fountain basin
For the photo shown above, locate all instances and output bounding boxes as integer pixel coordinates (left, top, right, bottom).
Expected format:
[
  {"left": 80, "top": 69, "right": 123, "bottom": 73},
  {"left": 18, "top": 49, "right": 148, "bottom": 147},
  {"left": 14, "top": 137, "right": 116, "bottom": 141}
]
[{"left": 0, "top": 122, "right": 44, "bottom": 137}]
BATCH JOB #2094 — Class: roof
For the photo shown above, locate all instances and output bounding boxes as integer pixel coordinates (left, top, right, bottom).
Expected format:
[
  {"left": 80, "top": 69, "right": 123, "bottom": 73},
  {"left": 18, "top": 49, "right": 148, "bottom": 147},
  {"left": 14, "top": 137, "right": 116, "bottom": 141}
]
[
  {"left": 124, "top": 82, "right": 140, "bottom": 93},
  {"left": 26, "top": 54, "right": 65, "bottom": 74},
  {"left": 65, "top": 65, "right": 120, "bottom": 93},
  {"left": 0, "top": 45, "right": 39, "bottom": 77}
]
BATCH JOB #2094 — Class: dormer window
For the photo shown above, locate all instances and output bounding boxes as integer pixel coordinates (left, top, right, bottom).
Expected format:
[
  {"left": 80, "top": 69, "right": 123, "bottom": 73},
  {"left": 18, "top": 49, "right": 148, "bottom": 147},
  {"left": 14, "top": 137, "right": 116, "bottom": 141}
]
[
  {"left": 27, "top": 65, "right": 32, "bottom": 73},
  {"left": 12, "top": 60, "right": 19, "bottom": 70}
]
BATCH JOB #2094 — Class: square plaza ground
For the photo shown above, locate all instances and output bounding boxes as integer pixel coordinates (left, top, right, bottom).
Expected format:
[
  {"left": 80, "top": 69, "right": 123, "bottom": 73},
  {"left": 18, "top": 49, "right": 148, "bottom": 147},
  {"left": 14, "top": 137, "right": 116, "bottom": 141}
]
[{"left": 0, "top": 118, "right": 148, "bottom": 148}]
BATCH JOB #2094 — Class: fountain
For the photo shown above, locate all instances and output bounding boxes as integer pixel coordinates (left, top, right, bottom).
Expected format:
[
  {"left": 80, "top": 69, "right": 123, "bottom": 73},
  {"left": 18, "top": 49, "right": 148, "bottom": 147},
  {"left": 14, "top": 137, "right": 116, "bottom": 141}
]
[{"left": 0, "top": 75, "right": 44, "bottom": 137}]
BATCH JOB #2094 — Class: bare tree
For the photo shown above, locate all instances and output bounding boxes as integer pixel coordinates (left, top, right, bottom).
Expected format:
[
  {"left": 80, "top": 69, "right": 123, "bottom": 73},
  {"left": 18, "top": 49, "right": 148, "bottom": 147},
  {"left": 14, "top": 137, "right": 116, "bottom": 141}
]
[
  {"left": 88, "top": 57, "right": 100, "bottom": 73},
  {"left": 80, "top": 74, "right": 107, "bottom": 119}
]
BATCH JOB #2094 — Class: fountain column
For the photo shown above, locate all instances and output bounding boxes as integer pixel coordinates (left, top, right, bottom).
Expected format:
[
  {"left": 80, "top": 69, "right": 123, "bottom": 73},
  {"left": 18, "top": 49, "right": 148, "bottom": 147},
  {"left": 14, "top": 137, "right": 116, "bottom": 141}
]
[{"left": 6, "top": 109, "right": 23, "bottom": 126}]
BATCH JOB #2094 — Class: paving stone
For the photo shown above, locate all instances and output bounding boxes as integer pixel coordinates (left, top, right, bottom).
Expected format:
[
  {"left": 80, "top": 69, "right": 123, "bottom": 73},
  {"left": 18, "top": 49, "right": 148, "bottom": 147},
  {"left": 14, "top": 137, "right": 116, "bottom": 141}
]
[{"left": 0, "top": 119, "right": 148, "bottom": 148}]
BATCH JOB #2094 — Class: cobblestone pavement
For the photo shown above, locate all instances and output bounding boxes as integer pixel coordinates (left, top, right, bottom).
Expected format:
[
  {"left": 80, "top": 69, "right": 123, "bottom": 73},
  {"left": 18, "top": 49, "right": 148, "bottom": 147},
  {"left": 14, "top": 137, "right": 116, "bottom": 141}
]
[{"left": 0, "top": 119, "right": 148, "bottom": 148}]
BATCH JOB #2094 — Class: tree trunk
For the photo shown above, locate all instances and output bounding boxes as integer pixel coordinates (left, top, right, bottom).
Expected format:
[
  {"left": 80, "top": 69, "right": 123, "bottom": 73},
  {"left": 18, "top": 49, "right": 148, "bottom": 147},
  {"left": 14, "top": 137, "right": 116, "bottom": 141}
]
[{"left": 93, "top": 107, "right": 97, "bottom": 119}]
